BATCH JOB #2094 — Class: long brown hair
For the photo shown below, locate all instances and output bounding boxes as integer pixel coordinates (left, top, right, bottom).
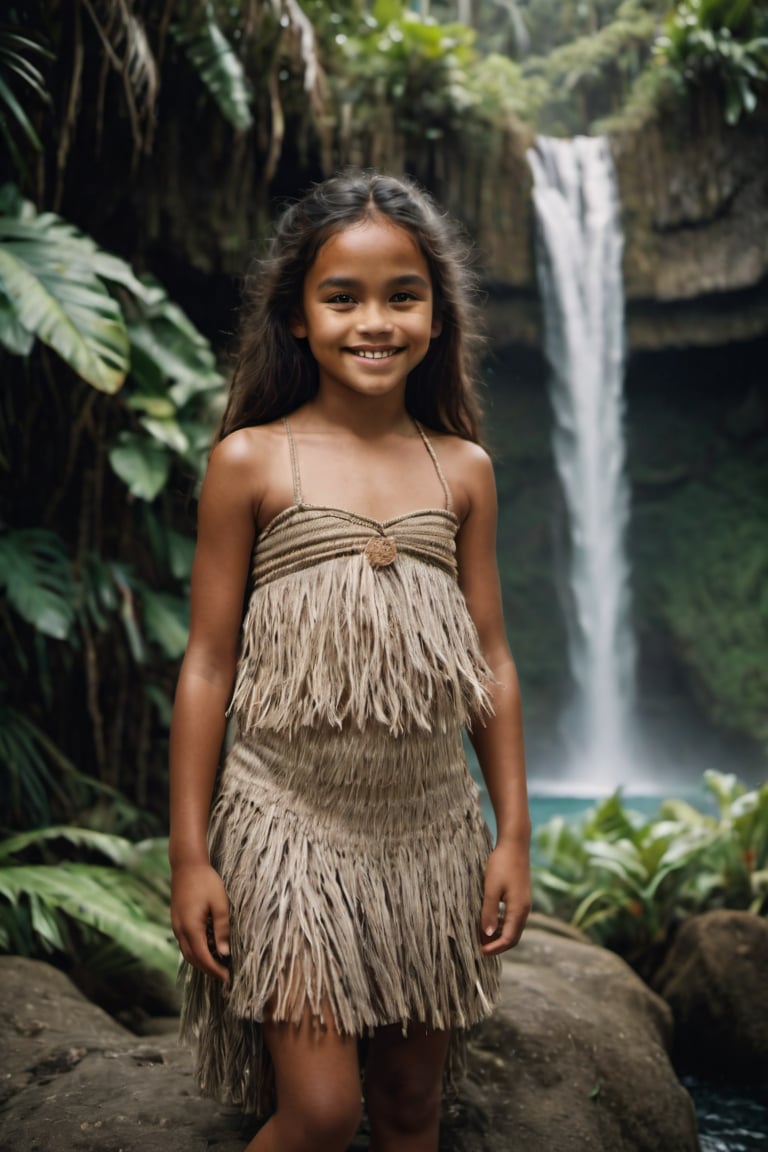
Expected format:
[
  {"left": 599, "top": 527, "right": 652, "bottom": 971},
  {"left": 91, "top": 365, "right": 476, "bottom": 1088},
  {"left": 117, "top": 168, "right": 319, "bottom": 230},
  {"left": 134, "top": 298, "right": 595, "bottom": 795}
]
[{"left": 217, "top": 170, "right": 485, "bottom": 443}]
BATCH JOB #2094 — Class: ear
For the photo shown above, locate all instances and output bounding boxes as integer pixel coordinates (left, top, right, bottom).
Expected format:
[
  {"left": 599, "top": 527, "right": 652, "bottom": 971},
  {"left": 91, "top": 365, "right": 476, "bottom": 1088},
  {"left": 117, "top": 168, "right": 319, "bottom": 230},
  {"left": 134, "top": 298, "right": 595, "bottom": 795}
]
[
  {"left": 290, "top": 314, "right": 307, "bottom": 339},
  {"left": 430, "top": 313, "right": 443, "bottom": 339}
]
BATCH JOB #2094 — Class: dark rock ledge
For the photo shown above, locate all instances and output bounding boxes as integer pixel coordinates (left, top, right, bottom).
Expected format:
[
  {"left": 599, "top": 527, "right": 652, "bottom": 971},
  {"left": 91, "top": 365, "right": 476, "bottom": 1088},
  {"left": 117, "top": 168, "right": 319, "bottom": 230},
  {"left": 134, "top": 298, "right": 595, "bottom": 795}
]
[
  {"left": 653, "top": 909, "right": 768, "bottom": 1097},
  {"left": 0, "top": 916, "right": 698, "bottom": 1152}
]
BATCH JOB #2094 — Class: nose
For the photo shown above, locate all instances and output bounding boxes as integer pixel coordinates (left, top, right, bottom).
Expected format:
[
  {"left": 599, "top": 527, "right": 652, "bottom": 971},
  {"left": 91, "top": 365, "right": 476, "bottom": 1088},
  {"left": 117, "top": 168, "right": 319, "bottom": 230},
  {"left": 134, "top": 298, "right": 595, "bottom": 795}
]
[{"left": 356, "top": 302, "right": 393, "bottom": 335}]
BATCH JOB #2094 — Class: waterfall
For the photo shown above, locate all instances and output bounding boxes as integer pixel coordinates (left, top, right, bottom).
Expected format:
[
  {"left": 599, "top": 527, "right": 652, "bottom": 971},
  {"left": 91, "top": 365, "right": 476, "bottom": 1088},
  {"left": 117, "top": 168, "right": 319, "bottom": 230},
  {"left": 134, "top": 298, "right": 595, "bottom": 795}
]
[{"left": 528, "top": 135, "right": 637, "bottom": 788}]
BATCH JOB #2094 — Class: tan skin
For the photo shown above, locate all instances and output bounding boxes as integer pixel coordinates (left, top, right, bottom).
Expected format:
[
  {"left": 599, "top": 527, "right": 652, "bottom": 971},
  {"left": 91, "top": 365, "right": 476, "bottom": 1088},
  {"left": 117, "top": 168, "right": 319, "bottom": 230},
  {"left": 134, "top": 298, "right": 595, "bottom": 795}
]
[{"left": 169, "top": 218, "right": 530, "bottom": 1152}]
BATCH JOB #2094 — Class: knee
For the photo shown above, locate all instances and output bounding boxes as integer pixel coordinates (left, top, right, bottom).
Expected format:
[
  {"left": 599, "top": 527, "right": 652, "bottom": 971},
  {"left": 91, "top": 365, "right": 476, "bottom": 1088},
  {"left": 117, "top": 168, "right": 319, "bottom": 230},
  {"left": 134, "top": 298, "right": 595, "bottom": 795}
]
[
  {"left": 283, "top": 1084, "right": 363, "bottom": 1150},
  {"left": 367, "top": 1070, "right": 442, "bottom": 1135}
]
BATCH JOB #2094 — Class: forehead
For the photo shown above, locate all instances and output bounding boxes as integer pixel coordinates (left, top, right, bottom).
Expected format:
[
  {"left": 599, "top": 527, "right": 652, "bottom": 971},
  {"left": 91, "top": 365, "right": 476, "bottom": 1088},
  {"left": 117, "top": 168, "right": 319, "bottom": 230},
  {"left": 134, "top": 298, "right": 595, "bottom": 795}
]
[{"left": 307, "top": 217, "right": 431, "bottom": 285}]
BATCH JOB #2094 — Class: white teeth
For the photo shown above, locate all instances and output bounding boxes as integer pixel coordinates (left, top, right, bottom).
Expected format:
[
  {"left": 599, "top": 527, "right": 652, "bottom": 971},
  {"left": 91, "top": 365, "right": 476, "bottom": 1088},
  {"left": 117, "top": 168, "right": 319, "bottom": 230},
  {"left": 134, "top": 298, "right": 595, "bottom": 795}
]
[{"left": 354, "top": 349, "right": 397, "bottom": 359}]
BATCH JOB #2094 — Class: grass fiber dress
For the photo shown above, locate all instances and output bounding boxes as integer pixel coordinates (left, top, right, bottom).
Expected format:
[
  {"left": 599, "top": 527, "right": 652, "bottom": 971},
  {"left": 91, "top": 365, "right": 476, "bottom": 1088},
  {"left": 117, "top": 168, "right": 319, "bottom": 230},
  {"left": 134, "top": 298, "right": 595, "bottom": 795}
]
[{"left": 180, "top": 418, "right": 502, "bottom": 1114}]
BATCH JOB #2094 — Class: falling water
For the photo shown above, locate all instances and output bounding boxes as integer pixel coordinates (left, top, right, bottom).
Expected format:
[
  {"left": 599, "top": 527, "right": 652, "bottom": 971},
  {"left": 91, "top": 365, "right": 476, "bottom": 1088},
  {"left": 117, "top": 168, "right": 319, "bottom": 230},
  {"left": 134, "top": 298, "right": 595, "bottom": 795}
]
[{"left": 528, "top": 135, "right": 636, "bottom": 788}]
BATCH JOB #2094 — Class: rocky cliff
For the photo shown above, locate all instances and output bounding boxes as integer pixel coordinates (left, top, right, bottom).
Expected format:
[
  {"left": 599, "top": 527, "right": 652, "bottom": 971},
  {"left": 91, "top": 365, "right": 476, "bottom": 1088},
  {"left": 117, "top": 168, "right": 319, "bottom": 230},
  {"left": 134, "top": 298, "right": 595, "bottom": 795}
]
[{"left": 476, "top": 98, "right": 768, "bottom": 352}]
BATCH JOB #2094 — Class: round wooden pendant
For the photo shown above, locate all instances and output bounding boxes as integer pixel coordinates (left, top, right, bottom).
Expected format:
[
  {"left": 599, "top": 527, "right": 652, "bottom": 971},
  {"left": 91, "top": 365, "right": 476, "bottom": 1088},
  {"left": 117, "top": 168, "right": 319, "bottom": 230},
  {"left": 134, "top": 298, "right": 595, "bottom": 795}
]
[{"left": 364, "top": 536, "right": 398, "bottom": 568}]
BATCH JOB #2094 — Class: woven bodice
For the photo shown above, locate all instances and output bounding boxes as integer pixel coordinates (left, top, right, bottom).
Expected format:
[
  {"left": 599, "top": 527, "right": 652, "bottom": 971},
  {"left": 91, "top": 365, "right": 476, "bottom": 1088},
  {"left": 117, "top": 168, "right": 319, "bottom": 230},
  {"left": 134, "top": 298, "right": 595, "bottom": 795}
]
[
  {"left": 250, "top": 503, "right": 459, "bottom": 588},
  {"left": 227, "top": 420, "right": 493, "bottom": 736}
]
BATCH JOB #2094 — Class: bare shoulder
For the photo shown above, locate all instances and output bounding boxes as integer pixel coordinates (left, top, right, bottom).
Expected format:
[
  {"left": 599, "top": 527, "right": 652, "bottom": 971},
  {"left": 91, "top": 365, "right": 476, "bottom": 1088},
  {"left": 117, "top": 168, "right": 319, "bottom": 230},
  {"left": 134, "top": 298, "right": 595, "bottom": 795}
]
[
  {"left": 210, "top": 423, "right": 280, "bottom": 473},
  {"left": 429, "top": 433, "right": 495, "bottom": 521},
  {"left": 204, "top": 423, "right": 286, "bottom": 523}
]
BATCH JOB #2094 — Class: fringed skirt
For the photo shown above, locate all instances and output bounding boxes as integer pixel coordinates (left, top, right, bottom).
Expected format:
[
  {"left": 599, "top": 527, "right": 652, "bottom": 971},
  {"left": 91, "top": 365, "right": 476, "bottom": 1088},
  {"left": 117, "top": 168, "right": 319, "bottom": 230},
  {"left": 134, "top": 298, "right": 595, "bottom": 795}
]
[{"left": 180, "top": 718, "right": 501, "bottom": 1116}]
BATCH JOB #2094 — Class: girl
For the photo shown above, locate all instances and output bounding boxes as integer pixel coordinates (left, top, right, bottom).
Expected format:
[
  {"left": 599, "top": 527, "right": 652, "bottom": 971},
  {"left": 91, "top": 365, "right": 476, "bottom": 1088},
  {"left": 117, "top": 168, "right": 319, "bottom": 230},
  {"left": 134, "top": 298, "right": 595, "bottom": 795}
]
[{"left": 169, "top": 170, "right": 530, "bottom": 1152}]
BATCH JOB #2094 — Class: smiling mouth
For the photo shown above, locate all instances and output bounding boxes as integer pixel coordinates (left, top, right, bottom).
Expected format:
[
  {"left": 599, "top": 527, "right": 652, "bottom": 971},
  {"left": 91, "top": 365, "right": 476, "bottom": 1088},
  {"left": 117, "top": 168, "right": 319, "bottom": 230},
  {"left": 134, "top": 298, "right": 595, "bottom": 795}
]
[{"left": 347, "top": 348, "right": 402, "bottom": 360}]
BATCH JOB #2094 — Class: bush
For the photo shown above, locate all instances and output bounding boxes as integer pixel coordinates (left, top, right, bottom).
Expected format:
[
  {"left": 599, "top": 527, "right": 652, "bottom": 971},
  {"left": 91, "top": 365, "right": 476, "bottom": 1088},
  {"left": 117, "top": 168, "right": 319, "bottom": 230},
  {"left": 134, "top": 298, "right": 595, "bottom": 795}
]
[
  {"left": 0, "top": 826, "right": 178, "bottom": 1015},
  {"left": 533, "top": 770, "right": 768, "bottom": 974},
  {"left": 655, "top": 0, "right": 768, "bottom": 124}
]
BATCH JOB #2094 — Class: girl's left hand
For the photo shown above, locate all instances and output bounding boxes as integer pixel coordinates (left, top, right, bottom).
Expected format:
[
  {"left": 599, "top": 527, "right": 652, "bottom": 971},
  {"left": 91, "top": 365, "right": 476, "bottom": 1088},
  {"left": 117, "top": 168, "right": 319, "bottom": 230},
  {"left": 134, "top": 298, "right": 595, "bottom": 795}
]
[{"left": 480, "top": 840, "right": 531, "bottom": 955}]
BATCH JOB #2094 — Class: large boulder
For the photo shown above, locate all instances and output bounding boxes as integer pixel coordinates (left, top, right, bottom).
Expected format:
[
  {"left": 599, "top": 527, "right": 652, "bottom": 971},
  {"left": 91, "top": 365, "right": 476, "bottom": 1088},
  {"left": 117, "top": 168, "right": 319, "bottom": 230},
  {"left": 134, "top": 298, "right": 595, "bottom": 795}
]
[
  {"left": 435, "top": 915, "right": 698, "bottom": 1152},
  {"left": 0, "top": 924, "right": 697, "bottom": 1152},
  {"left": 0, "top": 956, "right": 245, "bottom": 1152},
  {"left": 653, "top": 909, "right": 768, "bottom": 1095}
]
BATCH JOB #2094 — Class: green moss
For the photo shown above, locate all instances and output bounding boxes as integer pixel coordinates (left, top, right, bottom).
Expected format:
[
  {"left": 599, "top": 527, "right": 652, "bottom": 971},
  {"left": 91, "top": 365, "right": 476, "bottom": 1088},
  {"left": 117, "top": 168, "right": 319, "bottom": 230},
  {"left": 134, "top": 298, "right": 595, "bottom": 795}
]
[
  {"left": 653, "top": 453, "right": 768, "bottom": 749},
  {"left": 485, "top": 358, "right": 571, "bottom": 729},
  {"left": 627, "top": 349, "right": 768, "bottom": 754}
]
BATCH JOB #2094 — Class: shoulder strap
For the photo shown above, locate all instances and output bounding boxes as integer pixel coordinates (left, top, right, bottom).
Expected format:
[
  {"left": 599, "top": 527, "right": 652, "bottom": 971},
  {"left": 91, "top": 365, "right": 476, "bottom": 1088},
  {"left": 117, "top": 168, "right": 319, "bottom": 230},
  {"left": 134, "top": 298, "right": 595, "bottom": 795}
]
[
  {"left": 413, "top": 420, "right": 453, "bottom": 513},
  {"left": 283, "top": 417, "right": 303, "bottom": 506}
]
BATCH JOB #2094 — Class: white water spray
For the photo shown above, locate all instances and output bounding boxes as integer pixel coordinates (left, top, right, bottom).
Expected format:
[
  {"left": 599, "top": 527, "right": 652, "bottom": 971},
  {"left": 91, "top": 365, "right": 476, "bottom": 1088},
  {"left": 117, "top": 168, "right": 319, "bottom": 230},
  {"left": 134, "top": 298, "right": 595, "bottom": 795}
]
[{"left": 528, "top": 135, "right": 637, "bottom": 788}]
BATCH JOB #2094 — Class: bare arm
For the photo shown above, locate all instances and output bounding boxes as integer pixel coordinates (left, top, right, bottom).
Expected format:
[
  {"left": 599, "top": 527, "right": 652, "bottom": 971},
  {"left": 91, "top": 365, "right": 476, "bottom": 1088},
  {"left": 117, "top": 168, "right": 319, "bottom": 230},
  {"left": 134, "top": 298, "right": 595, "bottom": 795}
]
[
  {"left": 169, "top": 433, "right": 258, "bottom": 981},
  {"left": 456, "top": 446, "right": 531, "bottom": 956}
]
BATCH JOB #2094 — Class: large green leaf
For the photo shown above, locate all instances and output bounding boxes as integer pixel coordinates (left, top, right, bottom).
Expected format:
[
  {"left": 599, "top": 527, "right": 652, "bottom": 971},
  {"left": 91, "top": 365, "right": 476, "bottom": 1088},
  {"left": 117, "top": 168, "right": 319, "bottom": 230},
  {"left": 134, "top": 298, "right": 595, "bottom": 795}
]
[
  {"left": 0, "top": 206, "right": 130, "bottom": 392},
  {"left": 0, "top": 863, "right": 178, "bottom": 980},
  {"left": 139, "top": 415, "right": 190, "bottom": 454},
  {"left": 108, "top": 432, "right": 171, "bottom": 501},
  {"left": 127, "top": 301, "right": 222, "bottom": 406},
  {"left": 167, "top": 530, "right": 196, "bottom": 581},
  {"left": 0, "top": 528, "right": 75, "bottom": 639},
  {"left": 172, "top": 2, "right": 253, "bottom": 132},
  {"left": 140, "top": 588, "right": 189, "bottom": 659},
  {"left": 0, "top": 825, "right": 134, "bottom": 867},
  {"left": 0, "top": 285, "right": 33, "bottom": 353}
]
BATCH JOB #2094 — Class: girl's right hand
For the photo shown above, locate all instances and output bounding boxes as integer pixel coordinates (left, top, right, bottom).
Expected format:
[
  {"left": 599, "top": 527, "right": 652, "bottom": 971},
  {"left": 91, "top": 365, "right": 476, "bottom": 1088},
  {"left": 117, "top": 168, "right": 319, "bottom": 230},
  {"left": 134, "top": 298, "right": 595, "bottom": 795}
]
[{"left": 171, "top": 863, "right": 231, "bottom": 983}]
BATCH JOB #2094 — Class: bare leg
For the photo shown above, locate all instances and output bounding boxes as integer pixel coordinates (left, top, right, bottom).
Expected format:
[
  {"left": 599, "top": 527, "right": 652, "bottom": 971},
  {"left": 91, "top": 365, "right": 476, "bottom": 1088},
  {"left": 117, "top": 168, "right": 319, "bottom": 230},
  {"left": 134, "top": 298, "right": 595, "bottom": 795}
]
[
  {"left": 245, "top": 1005, "right": 362, "bottom": 1152},
  {"left": 365, "top": 1024, "right": 450, "bottom": 1152}
]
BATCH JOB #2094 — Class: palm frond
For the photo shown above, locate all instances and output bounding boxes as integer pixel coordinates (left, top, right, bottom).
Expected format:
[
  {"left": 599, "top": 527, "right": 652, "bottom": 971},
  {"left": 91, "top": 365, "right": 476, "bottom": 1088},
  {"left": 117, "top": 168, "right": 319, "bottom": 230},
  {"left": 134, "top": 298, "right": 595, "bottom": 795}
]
[
  {"left": 172, "top": 1, "right": 254, "bottom": 132},
  {"left": 81, "top": 0, "right": 159, "bottom": 112},
  {"left": 0, "top": 862, "right": 178, "bottom": 980},
  {"left": 0, "top": 703, "right": 75, "bottom": 828},
  {"left": 0, "top": 25, "right": 53, "bottom": 167},
  {"left": 0, "top": 824, "right": 134, "bottom": 867}
]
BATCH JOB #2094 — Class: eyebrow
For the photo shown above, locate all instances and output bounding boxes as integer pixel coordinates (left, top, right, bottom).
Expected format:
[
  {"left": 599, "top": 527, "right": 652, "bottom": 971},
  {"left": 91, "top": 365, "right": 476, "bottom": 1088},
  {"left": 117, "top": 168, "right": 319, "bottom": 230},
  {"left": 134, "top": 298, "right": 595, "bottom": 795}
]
[{"left": 315, "top": 274, "right": 431, "bottom": 292}]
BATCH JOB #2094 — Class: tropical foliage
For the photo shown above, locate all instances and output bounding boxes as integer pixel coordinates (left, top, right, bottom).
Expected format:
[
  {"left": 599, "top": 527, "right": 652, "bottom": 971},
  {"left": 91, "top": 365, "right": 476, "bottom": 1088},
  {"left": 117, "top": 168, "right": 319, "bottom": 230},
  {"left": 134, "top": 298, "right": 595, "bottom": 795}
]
[
  {"left": 655, "top": 0, "right": 768, "bottom": 123},
  {"left": 0, "top": 24, "right": 51, "bottom": 173},
  {"left": 0, "top": 181, "right": 223, "bottom": 828},
  {"left": 533, "top": 771, "right": 768, "bottom": 975},
  {"left": 520, "top": 1, "right": 658, "bottom": 134},
  {"left": 363, "top": 0, "right": 768, "bottom": 135},
  {"left": 0, "top": 826, "right": 178, "bottom": 1010}
]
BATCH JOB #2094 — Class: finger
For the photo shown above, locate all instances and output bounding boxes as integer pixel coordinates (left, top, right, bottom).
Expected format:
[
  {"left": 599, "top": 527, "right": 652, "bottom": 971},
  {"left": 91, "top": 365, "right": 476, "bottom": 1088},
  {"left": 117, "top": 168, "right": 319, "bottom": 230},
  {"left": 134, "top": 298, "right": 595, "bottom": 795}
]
[
  {"left": 210, "top": 900, "right": 231, "bottom": 960},
  {"left": 480, "top": 886, "right": 503, "bottom": 942},
  {"left": 185, "top": 925, "right": 231, "bottom": 983},
  {"left": 481, "top": 903, "right": 529, "bottom": 955}
]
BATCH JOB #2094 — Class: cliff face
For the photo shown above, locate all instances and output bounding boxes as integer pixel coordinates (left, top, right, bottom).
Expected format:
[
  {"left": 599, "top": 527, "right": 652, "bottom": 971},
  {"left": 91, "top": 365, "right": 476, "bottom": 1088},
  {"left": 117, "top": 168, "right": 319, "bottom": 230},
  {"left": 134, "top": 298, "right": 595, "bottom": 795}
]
[
  {"left": 613, "top": 98, "right": 768, "bottom": 349},
  {"left": 479, "top": 100, "right": 768, "bottom": 352}
]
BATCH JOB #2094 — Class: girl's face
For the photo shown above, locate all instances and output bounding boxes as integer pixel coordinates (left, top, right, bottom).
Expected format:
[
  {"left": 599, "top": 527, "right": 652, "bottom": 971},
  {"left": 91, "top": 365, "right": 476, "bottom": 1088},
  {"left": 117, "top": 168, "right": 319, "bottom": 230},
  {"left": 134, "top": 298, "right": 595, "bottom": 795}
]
[{"left": 290, "top": 216, "right": 441, "bottom": 403}]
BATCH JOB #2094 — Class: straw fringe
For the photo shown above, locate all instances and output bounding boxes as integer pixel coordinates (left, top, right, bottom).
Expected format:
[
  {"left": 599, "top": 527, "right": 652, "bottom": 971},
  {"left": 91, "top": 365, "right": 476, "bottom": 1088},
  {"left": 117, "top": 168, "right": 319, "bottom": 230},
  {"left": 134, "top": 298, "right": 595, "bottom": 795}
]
[
  {"left": 180, "top": 740, "right": 500, "bottom": 1116},
  {"left": 228, "top": 552, "right": 494, "bottom": 737},
  {"left": 180, "top": 503, "right": 502, "bottom": 1116}
]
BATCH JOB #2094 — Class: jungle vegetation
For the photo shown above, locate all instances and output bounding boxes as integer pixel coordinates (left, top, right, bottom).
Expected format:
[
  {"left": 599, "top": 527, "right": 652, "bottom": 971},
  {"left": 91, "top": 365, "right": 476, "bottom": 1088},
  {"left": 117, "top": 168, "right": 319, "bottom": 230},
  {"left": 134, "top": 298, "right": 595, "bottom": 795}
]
[
  {"left": 1, "top": 0, "right": 766, "bottom": 997},
  {"left": 533, "top": 770, "right": 768, "bottom": 979}
]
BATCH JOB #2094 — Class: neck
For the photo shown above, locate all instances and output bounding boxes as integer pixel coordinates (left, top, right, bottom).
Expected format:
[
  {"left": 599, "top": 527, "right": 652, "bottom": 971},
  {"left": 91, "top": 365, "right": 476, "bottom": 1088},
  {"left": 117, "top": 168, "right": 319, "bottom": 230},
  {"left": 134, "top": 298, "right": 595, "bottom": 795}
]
[{"left": 301, "top": 388, "right": 414, "bottom": 438}]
